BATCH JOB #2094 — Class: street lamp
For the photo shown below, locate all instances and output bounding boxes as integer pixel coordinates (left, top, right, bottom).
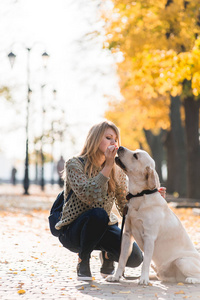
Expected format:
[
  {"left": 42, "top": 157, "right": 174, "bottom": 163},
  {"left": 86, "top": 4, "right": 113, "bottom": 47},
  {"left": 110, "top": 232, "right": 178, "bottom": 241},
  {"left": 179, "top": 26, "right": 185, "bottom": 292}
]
[
  {"left": 51, "top": 89, "right": 57, "bottom": 185},
  {"left": 8, "top": 47, "right": 49, "bottom": 194},
  {"left": 42, "top": 52, "right": 49, "bottom": 68},
  {"left": 53, "top": 89, "right": 57, "bottom": 100},
  {"left": 8, "top": 52, "right": 16, "bottom": 68},
  {"left": 51, "top": 120, "right": 55, "bottom": 186},
  {"left": 40, "top": 84, "right": 46, "bottom": 191}
]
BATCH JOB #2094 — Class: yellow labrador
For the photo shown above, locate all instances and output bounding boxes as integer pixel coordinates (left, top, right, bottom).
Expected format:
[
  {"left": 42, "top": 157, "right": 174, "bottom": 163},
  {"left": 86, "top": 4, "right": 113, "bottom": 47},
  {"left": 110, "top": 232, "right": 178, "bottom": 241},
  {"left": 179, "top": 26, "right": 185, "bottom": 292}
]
[{"left": 107, "top": 147, "right": 200, "bottom": 284}]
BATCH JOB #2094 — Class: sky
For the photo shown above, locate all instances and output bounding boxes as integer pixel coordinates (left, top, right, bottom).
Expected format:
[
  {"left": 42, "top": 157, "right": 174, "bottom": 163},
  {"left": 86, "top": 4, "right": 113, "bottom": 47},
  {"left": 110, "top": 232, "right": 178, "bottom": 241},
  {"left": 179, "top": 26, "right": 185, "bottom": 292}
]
[{"left": 0, "top": 0, "right": 121, "bottom": 180}]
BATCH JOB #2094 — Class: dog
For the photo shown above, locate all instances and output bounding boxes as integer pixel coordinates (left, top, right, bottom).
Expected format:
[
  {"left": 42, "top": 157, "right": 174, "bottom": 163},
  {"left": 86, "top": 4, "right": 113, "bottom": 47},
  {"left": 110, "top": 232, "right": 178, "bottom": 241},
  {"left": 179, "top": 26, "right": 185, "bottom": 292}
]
[{"left": 107, "top": 146, "right": 200, "bottom": 284}]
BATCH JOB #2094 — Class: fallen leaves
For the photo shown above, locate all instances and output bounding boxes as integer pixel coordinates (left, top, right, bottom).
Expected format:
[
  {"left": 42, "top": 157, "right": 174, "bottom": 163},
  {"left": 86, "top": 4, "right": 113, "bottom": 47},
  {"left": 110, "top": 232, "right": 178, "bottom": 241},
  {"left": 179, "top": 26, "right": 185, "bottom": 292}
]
[
  {"left": 0, "top": 191, "right": 199, "bottom": 300},
  {"left": 0, "top": 260, "right": 9, "bottom": 264},
  {"left": 17, "top": 289, "right": 26, "bottom": 294},
  {"left": 148, "top": 282, "right": 153, "bottom": 286},
  {"left": 90, "top": 284, "right": 97, "bottom": 288},
  {"left": 90, "top": 284, "right": 101, "bottom": 290},
  {"left": 17, "top": 283, "right": 26, "bottom": 295},
  {"left": 174, "top": 290, "right": 185, "bottom": 294}
]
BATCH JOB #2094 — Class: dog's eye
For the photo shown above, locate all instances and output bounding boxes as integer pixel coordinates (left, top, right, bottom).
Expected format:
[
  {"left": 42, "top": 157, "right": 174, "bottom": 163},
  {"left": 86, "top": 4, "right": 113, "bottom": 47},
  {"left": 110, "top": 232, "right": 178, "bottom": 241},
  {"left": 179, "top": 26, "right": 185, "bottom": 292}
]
[{"left": 133, "top": 153, "right": 138, "bottom": 160}]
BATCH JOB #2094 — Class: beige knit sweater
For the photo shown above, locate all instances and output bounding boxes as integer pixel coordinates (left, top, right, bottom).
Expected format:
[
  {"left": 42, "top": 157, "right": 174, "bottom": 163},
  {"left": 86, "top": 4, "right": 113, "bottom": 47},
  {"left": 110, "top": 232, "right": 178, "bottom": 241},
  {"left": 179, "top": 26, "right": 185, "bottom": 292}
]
[{"left": 55, "top": 156, "right": 128, "bottom": 229}]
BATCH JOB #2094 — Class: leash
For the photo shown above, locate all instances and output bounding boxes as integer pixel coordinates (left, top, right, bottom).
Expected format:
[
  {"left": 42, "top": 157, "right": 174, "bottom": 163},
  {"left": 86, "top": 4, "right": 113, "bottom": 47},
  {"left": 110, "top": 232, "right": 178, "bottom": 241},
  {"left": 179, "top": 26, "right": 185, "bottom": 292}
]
[
  {"left": 120, "top": 205, "right": 128, "bottom": 244},
  {"left": 120, "top": 188, "right": 158, "bottom": 280}
]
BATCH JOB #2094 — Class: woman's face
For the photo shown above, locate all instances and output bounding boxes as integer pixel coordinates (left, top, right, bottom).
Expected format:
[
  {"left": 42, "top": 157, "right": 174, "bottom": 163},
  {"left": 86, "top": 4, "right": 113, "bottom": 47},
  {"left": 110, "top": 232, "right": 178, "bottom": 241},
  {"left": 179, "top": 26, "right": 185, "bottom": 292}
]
[{"left": 98, "top": 127, "right": 118, "bottom": 154}]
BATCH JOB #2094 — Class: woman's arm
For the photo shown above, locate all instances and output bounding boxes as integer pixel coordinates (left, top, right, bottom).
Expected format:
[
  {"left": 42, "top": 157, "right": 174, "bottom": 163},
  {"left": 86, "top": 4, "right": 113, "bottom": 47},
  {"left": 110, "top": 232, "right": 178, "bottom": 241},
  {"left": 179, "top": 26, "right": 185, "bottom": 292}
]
[{"left": 66, "top": 157, "right": 109, "bottom": 206}]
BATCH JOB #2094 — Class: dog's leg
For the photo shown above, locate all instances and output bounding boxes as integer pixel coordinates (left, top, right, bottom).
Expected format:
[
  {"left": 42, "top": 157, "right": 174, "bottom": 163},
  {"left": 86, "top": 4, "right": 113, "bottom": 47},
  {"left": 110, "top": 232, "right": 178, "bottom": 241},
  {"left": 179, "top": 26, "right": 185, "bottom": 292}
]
[
  {"left": 107, "top": 222, "right": 133, "bottom": 282},
  {"left": 139, "top": 237, "right": 155, "bottom": 285},
  {"left": 175, "top": 257, "right": 200, "bottom": 284},
  {"left": 156, "top": 262, "right": 180, "bottom": 282}
]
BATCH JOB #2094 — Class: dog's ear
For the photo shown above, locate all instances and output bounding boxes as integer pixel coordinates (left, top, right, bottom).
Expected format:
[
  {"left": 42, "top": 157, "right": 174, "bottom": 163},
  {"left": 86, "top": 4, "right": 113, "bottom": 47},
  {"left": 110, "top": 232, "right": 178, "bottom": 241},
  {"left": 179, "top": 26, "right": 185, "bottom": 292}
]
[{"left": 145, "top": 166, "right": 159, "bottom": 189}]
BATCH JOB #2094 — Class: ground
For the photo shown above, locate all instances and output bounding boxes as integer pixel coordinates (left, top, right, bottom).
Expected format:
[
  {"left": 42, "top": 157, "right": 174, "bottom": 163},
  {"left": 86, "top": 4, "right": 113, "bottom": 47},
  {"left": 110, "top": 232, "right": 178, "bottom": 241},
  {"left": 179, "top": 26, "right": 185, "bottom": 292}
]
[{"left": 0, "top": 184, "right": 200, "bottom": 300}]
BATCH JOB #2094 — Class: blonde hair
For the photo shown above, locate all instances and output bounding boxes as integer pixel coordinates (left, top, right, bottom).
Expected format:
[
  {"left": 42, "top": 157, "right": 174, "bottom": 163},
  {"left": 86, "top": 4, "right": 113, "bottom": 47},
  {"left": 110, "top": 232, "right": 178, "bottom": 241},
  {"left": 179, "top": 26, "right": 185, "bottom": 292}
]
[{"left": 80, "top": 120, "right": 120, "bottom": 192}]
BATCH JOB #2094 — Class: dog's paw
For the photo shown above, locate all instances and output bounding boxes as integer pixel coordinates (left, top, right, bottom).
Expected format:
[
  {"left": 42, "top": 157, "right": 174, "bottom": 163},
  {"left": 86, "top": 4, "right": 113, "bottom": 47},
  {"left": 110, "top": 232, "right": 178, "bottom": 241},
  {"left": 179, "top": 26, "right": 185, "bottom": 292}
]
[
  {"left": 106, "top": 275, "right": 120, "bottom": 282},
  {"left": 185, "top": 277, "right": 200, "bottom": 284},
  {"left": 139, "top": 275, "right": 150, "bottom": 285}
]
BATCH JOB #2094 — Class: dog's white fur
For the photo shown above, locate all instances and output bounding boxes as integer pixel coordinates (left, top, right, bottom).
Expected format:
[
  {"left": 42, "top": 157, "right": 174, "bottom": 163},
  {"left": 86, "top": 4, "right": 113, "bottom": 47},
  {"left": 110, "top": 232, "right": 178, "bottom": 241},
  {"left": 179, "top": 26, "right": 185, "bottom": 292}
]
[{"left": 107, "top": 147, "right": 200, "bottom": 284}]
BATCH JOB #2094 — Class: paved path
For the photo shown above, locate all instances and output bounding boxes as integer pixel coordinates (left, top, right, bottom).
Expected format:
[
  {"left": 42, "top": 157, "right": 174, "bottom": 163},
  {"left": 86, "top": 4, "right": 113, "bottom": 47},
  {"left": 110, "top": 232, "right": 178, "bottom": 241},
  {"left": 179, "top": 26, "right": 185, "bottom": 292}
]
[{"left": 0, "top": 184, "right": 200, "bottom": 299}]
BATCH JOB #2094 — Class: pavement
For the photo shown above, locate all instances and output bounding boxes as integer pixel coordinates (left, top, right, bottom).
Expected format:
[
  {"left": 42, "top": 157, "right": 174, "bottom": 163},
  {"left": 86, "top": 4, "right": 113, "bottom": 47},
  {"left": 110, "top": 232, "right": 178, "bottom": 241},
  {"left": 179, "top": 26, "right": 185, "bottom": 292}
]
[{"left": 0, "top": 184, "right": 200, "bottom": 300}]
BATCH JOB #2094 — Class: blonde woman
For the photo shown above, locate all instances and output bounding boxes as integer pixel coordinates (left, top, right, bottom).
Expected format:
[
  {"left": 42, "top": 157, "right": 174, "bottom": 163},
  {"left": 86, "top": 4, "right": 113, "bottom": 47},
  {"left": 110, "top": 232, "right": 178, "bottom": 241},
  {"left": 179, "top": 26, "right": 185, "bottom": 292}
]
[{"left": 56, "top": 120, "right": 143, "bottom": 280}]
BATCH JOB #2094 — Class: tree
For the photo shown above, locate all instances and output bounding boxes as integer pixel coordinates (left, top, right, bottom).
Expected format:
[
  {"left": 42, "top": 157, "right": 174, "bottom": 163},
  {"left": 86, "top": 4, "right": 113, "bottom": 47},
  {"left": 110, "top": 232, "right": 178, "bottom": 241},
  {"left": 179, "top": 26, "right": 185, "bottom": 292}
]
[
  {"left": 144, "top": 129, "right": 165, "bottom": 184},
  {"left": 101, "top": 0, "right": 200, "bottom": 199}
]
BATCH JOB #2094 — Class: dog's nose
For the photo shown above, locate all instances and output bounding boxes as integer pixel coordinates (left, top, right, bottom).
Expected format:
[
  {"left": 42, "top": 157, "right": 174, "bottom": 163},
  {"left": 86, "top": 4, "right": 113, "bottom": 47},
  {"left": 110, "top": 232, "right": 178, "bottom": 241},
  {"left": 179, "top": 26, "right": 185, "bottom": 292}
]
[{"left": 117, "top": 146, "right": 124, "bottom": 153}]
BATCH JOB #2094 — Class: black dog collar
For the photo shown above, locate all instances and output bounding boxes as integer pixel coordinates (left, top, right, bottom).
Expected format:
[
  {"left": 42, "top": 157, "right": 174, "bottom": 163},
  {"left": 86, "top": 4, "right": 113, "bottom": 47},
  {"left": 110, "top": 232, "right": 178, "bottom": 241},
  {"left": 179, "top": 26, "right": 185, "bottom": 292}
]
[{"left": 126, "top": 189, "right": 158, "bottom": 200}]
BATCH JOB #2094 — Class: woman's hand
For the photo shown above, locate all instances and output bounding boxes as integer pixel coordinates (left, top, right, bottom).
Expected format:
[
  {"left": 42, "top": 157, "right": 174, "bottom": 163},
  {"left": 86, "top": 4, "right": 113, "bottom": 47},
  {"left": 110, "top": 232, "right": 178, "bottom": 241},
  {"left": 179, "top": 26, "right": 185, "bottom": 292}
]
[
  {"left": 101, "top": 145, "right": 118, "bottom": 178},
  {"left": 104, "top": 145, "right": 118, "bottom": 166},
  {"left": 158, "top": 187, "right": 166, "bottom": 199}
]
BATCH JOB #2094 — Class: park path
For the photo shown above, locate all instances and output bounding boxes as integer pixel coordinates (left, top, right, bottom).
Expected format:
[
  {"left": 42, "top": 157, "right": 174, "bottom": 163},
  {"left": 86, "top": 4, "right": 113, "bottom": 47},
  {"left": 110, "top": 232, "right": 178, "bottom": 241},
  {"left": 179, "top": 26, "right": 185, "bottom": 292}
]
[{"left": 0, "top": 184, "right": 200, "bottom": 299}]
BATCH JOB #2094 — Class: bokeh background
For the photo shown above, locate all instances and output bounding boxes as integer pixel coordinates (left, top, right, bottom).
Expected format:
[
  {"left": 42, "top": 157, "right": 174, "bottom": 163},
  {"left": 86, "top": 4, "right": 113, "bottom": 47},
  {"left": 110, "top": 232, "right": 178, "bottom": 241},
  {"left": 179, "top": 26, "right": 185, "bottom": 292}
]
[
  {"left": 0, "top": 0, "right": 200, "bottom": 201},
  {"left": 0, "top": 0, "right": 120, "bottom": 187}
]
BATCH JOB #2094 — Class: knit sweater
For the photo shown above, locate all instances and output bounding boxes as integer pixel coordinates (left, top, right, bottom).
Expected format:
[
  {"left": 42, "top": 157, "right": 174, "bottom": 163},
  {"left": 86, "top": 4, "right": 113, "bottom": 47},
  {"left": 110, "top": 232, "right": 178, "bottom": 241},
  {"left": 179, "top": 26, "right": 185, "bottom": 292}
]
[{"left": 55, "top": 156, "right": 128, "bottom": 229}]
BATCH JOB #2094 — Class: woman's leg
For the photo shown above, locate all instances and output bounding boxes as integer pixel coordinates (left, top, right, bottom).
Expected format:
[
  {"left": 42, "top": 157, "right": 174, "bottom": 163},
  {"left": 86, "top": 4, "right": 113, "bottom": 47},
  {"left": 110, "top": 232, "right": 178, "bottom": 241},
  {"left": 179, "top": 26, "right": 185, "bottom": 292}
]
[
  {"left": 96, "top": 224, "right": 143, "bottom": 268},
  {"left": 59, "top": 208, "right": 109, "bottom": 261}
]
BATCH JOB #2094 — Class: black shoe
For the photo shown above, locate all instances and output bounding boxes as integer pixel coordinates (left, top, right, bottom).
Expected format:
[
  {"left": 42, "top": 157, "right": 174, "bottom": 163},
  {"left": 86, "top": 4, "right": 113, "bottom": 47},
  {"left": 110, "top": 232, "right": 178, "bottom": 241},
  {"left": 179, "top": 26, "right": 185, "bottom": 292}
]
[
  {"left": 100, "top": 251, "right": 115, "bottom": 278},
  {"left": 77, "top": 259, "right": 92, "bottom": 281}
]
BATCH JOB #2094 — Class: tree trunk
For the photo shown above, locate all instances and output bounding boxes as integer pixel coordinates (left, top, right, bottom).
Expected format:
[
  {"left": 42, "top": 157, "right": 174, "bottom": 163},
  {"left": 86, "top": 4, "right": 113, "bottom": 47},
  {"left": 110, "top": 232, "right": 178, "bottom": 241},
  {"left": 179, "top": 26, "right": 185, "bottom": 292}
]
[
  {"left": 163, "top": 129, "right": 176, "bottom": 193},
  {"left": 183, "top": 96, "right": 200, "bottom": 200},
  {"left": 170, "top": 95, "right": 187, "bottom": 197},
  {"left": 144, "top": 129, "right": 165, "bottom": 184}
]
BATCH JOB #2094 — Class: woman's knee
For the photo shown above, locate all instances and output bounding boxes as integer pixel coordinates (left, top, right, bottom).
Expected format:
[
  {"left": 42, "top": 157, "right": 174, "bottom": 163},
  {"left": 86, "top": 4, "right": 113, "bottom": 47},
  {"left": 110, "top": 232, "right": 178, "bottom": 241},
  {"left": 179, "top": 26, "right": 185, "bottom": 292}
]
[
  {"left": 88, "top": 208, "right": 109, "bottom": 226},
  {"left": 58, "top": 230, "right": 79, "bottom": 253}
]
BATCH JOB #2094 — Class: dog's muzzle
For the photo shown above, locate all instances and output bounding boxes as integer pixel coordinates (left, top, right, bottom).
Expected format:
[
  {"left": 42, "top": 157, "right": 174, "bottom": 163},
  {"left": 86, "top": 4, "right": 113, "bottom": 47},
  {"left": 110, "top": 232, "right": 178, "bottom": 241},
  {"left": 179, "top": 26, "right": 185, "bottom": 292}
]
[
  {"left": 115, "top": 146, "right": 126, "bottom": 170},
  {"left": 115, "top": 156, "right": 126, "bottom": 170},
  {"left": 117, "top": 146, "right": 125, "bottom": 154}
]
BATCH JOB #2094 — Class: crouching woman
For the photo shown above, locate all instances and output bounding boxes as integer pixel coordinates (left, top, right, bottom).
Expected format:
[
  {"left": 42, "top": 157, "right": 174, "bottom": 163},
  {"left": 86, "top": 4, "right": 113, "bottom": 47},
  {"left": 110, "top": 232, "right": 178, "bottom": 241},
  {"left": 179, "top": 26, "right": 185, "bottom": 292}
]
[{"left": 55, "top": 120, "right": 143, "bottom": 280}]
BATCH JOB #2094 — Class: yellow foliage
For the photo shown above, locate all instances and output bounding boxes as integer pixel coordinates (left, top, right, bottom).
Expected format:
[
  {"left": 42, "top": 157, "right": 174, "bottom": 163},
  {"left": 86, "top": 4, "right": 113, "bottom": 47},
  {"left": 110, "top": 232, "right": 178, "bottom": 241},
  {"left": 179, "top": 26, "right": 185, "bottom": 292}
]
[{"left": 101, "top": 0, "right": 200, "bottom": 145}]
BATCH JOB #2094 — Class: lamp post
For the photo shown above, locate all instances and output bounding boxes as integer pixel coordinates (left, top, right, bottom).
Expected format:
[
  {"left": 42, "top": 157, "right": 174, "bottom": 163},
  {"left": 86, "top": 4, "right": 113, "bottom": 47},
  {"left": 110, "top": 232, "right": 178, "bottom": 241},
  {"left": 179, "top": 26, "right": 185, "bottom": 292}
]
[
  {"left": 40, "top": 84, "right": 46, "bottom": 191},
  {"left": 8, "top": 47, "right": 49, "bottom": 195},
  {"left": 51, "top": 89, "right": 57, "bottom": 185},
  {"left": 51, "top": 120, "right": 55, "bottom": 185}
]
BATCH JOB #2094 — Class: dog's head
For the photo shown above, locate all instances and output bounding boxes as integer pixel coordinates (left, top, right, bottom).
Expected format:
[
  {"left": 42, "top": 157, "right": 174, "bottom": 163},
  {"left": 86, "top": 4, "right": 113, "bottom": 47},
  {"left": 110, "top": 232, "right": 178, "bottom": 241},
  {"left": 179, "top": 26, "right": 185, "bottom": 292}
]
[{"left": 115, "top": 147, "right": 160, "bottom": 193}]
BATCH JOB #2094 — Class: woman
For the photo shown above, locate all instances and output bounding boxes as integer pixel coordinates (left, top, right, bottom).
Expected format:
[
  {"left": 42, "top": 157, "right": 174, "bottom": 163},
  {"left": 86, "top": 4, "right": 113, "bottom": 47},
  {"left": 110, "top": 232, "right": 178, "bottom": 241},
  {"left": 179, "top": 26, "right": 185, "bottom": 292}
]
[{"left": 56, "top": 120, "right": 164, "bottom": 280}]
